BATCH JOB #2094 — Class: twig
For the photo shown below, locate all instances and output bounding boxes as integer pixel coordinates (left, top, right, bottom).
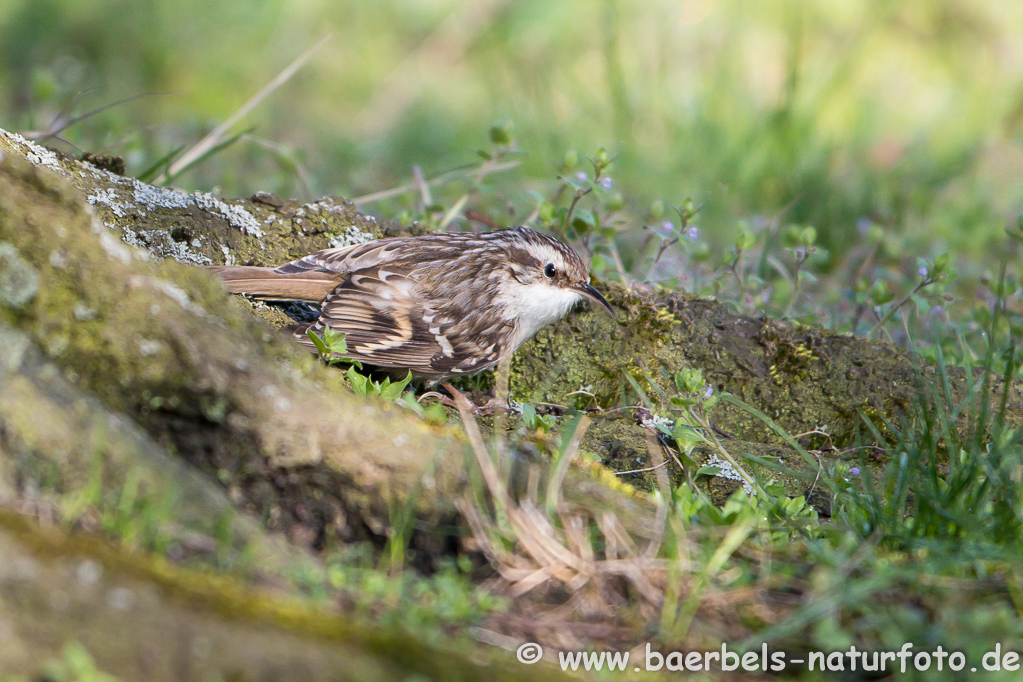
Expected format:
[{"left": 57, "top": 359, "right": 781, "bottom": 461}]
[
  {"left": 614, "top": 461, "right": 670, "bottom": 476},
  {"left": 351, "top": 160, "right": 521, "bottom": 205},
  {"left": 866, "top": 276, "right": 939, "bottom": 338},
  {"left": 412, "top": 164, "right": 432, "bottom": 207},
  {"left": 157, "top": 33, "right": 331, "bottom": 184},
  {"left": 25, "top": 91, "right": 175, "bottom": 144}
]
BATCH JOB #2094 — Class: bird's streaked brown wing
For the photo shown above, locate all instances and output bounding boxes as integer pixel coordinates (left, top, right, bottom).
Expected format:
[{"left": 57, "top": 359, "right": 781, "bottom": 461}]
[
  {"left": 294, "top": 264, "right": 510, "bottom": 376},
  {"left": 274, "top": 238, "right": 407, "bottom": 276}
]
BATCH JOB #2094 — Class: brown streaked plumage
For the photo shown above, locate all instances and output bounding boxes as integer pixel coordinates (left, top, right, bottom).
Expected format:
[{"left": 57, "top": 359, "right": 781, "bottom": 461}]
[{"left": 208, "top": 226, "right": 614, "bottom": 381}]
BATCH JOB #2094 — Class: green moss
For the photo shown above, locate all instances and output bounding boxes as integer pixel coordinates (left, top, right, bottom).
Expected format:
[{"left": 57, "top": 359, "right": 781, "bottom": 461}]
[{"left": 0, "top": 510, "right": 559, "bottom": 682}]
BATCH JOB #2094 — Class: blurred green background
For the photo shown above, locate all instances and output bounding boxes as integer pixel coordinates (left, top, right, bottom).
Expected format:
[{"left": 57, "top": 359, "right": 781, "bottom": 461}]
[{"left": 3, "top": 0, "right": 1022, "bottom": 260}]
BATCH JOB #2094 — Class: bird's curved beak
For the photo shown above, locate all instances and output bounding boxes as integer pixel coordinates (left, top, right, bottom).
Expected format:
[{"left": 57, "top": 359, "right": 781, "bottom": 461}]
[{"left": 575, "top": 283, "right": 615, "bottom": 318}]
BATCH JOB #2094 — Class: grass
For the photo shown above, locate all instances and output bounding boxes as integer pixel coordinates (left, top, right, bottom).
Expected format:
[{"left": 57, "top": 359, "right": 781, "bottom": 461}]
[
  {"left": 4, "top": 1, "right": 1023, "bottom": 256},
  {"left": 442, "top": 319, "right": 1022, "bottom": 676}
]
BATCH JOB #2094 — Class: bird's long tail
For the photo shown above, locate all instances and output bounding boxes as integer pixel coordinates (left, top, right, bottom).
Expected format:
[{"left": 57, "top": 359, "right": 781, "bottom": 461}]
[{"left": 206, "top": 266, "right": 337, "bottom": 303}]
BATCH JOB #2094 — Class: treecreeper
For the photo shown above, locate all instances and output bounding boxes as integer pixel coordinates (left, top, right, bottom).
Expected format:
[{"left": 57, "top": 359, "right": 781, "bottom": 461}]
[{"left": 208, "top": 226, "right": 614, "bottom": 382}]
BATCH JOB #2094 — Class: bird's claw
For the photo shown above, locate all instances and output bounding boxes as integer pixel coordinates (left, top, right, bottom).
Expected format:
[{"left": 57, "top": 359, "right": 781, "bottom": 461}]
[{"left": 427, "top": 383, "right": 512, "bottom": 416}]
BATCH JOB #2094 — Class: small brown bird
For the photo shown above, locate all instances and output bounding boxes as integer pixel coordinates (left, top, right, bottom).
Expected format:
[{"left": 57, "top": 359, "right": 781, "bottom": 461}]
[{"left": 209, "top": 226, "right": 613, "bottom": 380}]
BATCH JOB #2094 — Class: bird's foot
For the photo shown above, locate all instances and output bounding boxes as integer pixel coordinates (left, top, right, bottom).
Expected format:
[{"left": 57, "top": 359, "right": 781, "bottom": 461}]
[{"left": 419, "top": 383, "right": 513, "bottom": 416}]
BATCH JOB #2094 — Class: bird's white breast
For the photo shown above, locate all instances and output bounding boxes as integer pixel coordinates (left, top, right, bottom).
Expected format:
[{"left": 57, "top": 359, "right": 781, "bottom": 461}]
[{"left": 495, "top": 280, "right": 583, "bottom": 352}]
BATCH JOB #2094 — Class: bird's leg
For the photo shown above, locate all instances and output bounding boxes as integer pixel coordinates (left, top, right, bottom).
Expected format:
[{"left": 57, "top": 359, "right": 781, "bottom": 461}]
[
  {"left": 438, "top": 382, "right": 487, "bottom": 416},
  {"left": 416, "top": 383, "right": 486, "bottom": 415},
  {"left": 422, "top": 382, "right": 514, "bottom": 416}
]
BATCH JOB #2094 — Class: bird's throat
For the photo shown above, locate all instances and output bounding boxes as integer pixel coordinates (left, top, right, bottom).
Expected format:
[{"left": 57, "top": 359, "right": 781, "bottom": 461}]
[{"left": 497, "top": 281, "right": 582, "bottom": 352}]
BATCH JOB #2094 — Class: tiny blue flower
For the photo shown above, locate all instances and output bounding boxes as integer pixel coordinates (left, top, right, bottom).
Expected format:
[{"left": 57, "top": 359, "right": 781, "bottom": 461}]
[
  {"left": 600, "top": 177, "right": 613, "bottom": 190},
  {"left": 651, "top": 221, "right": 674, "bottom": 239},
  {"left": 576, "top": 171, "right": 588, "bottom": 182},
  {"left": 849, "top": 467, "right": 860, "bottom": 476},
  {"left": 686, "top": 227, "right": 700, "bottom": 241},
  {"left": 918, "top": 267, "right": 928, "bottom": 277}
]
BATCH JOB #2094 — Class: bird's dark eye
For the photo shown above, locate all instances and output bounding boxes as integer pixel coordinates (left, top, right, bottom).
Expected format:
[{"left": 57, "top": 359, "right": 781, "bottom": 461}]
[{"left": 544, "top": 263, "right": 557, "bottom": 278}]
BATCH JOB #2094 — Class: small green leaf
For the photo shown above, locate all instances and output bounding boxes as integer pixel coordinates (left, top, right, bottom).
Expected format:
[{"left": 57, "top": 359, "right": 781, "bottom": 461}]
[
  {"left": 672, "top": 423, "right": 705, "bottom": 454},
  {"left": 870, "top": 280, "right": 894, "bottom": 305},
  {"left": 559, "top": 175, "right": 588, "bottom": 192},
  {"left": 489, "top": 122, "right": 512, "bottom": 146},
  {"left": 522, "top": 403, "right": 537, "bottom": 427},
  {"left": 571, "top": 208, "right": 595, "bottom": 230},
  {"left": 736, "top": 230, "right": 756, "bottom": 252},
  {"left": 674, "top": 369, "right": 704, "bottom": 394},
  {"left": 423, "top": 403, "right": 448, "bottom": 425},
  {"left": 538, "top": 202, "right": 554, "bottom": 223},
  {"left": 347, "top": 366, "right": 368, "bottom": 395},
  {"left": 307, "top": 329, "right": 329, "bottom": 357},
  {"left": 650, "top": 199, "right": 665, "bottom": 220},
  {"left": 799, "top": 226, "right": 817, "bottom": 246},
  {"left": 399, "top": 392, "right": 425, "bottom": 416}
]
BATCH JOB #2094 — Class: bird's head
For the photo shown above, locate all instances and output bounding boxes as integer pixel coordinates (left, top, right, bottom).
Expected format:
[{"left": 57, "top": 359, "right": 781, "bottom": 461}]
[{"left": 497, "top": 227, "right": 614, "bottom": 336}]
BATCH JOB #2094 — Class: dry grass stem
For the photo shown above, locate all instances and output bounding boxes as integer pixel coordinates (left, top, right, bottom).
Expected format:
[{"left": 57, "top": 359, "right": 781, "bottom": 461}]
[
  {"left": 453, "top": 394, "right": 704, "bottom": 613},
  {"left": 158, "top": 33, "right": 331, "bottom": 183},
  {"left": 643, "top": 431, "right": 670, "bottom": 559}
]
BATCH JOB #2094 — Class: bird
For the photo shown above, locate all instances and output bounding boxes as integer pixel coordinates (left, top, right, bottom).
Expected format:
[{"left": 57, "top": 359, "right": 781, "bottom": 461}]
[{"left": 208, "top": 226, "right": 614, "bottom": 381}]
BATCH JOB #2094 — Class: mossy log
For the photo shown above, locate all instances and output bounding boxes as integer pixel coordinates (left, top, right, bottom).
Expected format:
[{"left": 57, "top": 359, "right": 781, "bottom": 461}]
[
  {"left": 0, "top": 129, "right": 653, "bottom": 554},
  {"left": 0, "top": 509, "right": 570, "bottom": 682},
  {"left": 514, "top": 288, "right": 1022, "bottom": 501}
]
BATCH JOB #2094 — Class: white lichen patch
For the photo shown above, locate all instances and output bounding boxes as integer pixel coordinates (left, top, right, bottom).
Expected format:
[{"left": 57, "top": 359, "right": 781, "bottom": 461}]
[
  {"left": 194, "top": 192, "right": 264, "bottom": 238},
  {"left": 132, "top": 179, "right": 193, "bottom": 213},
  {"left": 704, "top": 453, "right": 753, "bottom": 495},
  {"left": 638, "top": 412, "right": 674, "bottom": 432},
  {"left": 86, "top": 188, "right": 130, "bottom": 218},
  {"left": 638, "top": 412, "right": 753, "bottom": 494},
  {"left": 0, "top": 129, "right": 67, "bottom": 176},
  {"left": 221, "top": 245, "right": 235, "bottom": 266},
  {"left": 121, "top": 230, "right": 213, "bottom": 265},
  {"left": 328, "top": 226, "right": 374, "bottom": 249}
]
